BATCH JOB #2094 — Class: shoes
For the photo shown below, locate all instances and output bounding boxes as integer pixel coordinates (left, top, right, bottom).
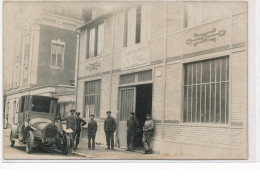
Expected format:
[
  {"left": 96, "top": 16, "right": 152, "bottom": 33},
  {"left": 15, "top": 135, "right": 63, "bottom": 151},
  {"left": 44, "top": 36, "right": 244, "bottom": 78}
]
[
  {"left": 75, "top": 147, "right": 78, "bottom": 150},
  {"left": 148, "top": 149, "right": 153, "bottom": 154},
  {"left": 111, "top": 148, "right": 115, "bottom": 151},
  {"left": 92, "top": 148, "right": 95, "bottom": 150},
  {"left": 88, "top": 148, "right": 91, "bottom": 150},
  {"left": 105, "top": 147, "right": 110, "bottom": 150},
  {"left": 143, "top": 151, "right": 148, "bottom": 154}
]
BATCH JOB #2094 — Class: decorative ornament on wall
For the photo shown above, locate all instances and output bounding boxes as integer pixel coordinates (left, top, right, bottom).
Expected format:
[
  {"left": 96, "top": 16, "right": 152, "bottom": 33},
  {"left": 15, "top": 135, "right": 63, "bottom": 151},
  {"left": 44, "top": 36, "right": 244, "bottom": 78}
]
[
  {"left": 86, "top": 61, "right": 101, "bottom": 71},
  {"left": 186, "top": 28, "right": 227, "bottom": 47}
]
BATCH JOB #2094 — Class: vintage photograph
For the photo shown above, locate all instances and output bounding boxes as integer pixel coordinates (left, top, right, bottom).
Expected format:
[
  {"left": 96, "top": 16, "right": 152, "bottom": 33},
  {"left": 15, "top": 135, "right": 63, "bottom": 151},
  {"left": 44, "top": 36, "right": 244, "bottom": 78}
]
[{"left": 2, "top": 0, "right": 248, "bottom": 160}]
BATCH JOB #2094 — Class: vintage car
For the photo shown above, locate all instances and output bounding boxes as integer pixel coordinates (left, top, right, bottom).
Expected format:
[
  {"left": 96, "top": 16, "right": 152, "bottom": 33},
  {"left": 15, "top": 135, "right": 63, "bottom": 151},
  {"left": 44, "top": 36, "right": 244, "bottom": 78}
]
[{"left": 9, "top": 95, "right": 72, "bottom": 154}]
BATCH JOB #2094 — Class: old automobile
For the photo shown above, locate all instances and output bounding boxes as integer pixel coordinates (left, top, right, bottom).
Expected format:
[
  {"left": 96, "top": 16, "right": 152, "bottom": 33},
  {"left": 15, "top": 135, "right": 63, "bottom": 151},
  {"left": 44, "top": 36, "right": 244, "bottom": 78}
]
[{"left": 9, "top": 95, "right": 72, "bottom": 154}]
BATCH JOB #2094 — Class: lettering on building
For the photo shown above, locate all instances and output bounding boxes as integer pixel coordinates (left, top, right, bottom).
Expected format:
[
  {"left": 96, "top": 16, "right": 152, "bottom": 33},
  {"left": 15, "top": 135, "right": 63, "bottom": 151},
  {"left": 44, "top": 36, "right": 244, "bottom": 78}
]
[
  {"left": 86, "top": 61, "right": 101, "bottom": 71},
  {"left": 186, "top": 28, "right": 227, "bottom": 47}
]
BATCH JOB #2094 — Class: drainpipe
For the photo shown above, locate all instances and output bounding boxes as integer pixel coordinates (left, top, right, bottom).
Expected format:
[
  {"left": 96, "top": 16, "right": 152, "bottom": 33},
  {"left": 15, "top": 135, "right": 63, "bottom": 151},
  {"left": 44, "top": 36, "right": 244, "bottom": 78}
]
[
  {"left": 161, "top": 4, "right": 168, "bottom": 143},
  {"left": 75, "top": 30, "right": 80, "bottom": 110}
]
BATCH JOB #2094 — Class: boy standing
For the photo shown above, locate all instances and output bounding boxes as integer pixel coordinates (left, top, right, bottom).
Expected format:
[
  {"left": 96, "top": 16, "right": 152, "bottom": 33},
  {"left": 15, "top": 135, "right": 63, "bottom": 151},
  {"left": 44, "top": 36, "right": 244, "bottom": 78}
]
[{"left": 87, "top": 114, "right": 98, "bottom": 150}]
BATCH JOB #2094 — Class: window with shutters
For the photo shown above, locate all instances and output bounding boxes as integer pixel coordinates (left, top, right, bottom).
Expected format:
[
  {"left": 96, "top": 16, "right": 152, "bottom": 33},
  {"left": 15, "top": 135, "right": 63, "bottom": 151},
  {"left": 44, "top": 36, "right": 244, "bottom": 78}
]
[
  {"left": 84, "top": 80, "right": 101, "bottom": 118},
  {"left": 183, "top": 56, "right": 229, "bottom": 124},
  {"left": 50, "top": 40, "right": 65, "bottom": 70},
  {"left": 87, "top": 22, "right": 104, "bottom": 59},
  {"left": 124, "top": 5, "right": 150, "bottom": 47}
]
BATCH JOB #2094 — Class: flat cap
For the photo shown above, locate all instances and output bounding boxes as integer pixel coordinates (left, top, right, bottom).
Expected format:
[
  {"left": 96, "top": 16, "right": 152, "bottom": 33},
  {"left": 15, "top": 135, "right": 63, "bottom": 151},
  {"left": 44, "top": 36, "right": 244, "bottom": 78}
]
[
  {"left": 130, "top": 112, "right": 135, "bottom": 115},
  {"left": 70, "top": 109, "right": 76, "bottom": 112},
  {"left": 76, "top": 112, "right": 80, "bottom": 115},
  {"left": 146, "top": 113, "right": 151, "bottom": 116},
  {"left": 106, "top": 111, "right": 111, "bottom": 113}
]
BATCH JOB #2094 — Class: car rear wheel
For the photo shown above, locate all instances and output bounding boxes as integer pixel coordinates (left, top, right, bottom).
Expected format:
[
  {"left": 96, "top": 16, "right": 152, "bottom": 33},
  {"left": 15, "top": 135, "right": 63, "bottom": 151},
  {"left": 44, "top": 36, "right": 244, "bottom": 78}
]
[
  {"left": 10, "top": 131, "right": 15, "bottom": 147},
  {"left": 26, "top": 131, "right": 34, "bottom": 154},
  {"left": 62, "top": 134, "right": 71, "bottom": 155}
]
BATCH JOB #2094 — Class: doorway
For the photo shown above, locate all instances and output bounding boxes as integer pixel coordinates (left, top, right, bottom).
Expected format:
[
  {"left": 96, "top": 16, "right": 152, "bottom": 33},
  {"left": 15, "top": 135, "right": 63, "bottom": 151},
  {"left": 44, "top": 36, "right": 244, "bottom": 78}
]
[
  {"left": 135, "top": 84, "right": 153, "bottom": 147},
  {"left": 118, "top": 83, "right": 153, "bottom": 148}
]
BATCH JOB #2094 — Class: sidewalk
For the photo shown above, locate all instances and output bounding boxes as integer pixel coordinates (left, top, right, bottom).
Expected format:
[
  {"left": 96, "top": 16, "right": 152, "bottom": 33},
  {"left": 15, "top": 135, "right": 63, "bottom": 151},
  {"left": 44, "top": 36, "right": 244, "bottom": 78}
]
[
  {"left": 4, "top": 128, "right": 175, "bottom": 159},
  {"left": 75, "top": 138, "right": 174, "bottom": 160}
]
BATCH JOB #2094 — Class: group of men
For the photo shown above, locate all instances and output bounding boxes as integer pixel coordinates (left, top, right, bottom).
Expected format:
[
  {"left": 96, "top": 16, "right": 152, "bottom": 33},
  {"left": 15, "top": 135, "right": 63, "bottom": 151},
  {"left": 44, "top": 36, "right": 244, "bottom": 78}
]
[{"left": 61, "top": 110, "right": 154, "bottom": 154}]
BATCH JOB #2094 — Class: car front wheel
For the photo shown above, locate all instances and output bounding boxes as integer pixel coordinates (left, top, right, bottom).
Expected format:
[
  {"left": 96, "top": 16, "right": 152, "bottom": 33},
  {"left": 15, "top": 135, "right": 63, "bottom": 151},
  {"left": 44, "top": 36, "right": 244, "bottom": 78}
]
[{"left": 26, "top": 131, "right": 34, "bottom": 154}]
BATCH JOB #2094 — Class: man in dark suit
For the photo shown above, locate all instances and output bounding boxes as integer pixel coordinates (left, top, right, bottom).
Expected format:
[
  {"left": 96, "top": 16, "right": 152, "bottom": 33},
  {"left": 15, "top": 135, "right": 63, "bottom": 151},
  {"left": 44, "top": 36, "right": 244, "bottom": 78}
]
[
  {"left": 87, "top": 114, "right": 97, "bottom": 150},
  {"left": 75, "top": 112, "right": 86, "bottom": 150},
  {"left": 126, "top": 112, "right": 139, "bottom": 152},
  {"left": 104, "top": 111, "right": 116, "bottom": 150}
]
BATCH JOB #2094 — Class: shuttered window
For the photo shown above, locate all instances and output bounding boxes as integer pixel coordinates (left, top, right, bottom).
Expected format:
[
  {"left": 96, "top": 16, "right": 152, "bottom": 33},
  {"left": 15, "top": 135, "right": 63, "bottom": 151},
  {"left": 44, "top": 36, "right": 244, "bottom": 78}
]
[
  {"left": 124, "top": 5, "right": 150, "bottom": 47},
  {"left": 183, "top": 56, "right": 229, "bottom": 124},
  {"left": 87, "top": 22, "right": 104, "bottom": 59},
  {"left": 84, "top": 80, "right": 101, "bottom": 118}
]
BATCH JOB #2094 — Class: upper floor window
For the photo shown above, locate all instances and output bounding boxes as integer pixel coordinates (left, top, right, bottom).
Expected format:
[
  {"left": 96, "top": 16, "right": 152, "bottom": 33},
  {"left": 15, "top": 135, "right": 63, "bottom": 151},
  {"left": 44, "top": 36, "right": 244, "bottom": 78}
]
[
  {"left": 124, "top": 6, "right": 141, "bottom": 47},
  {"left": 124, "top": 5, "right": 150, "bottom": 47},
  {"left": 184, "top": 2, "right": 231, "bottom": 28},
  {"left": 15, "top": 63, "right": 20, "bottom": 88},
  {"left": 50, "top": 39, "right": 65, "bottom": 70},
  {"left": 87, "top": 22, "right": 104, "bottom": 59}
]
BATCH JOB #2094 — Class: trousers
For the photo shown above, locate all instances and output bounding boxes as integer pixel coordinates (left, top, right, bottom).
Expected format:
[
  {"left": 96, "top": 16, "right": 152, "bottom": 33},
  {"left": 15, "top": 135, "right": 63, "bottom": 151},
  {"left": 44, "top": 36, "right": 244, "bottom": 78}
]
[
  {"left": 127, "top": 128, "right": 136, "bottom": 150},
  {"left": 88, "top": 132, "right": 96, "bottom": 149},
  {"left": 75, "top": 130, "right": 81, "bottom": 147},
  {"left": 142, "top": 134, "right": 152, "bottom": 151},
  {"left": 105, "top": 131, "right": 114, "bottom": 148}
]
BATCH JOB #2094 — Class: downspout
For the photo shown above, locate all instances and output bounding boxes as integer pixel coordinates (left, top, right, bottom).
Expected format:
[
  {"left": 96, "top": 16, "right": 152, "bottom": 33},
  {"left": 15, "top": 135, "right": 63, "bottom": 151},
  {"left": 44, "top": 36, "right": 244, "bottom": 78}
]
[
  {"left": 75, "top": 30, "right": 80, "bottom": 110},
  {"left": 161, "top": 4, "right": 168, "bottom": 142}
]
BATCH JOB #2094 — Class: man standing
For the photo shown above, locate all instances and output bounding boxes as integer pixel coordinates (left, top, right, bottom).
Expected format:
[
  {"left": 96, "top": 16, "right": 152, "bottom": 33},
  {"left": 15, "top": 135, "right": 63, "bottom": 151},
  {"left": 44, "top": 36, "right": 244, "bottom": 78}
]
[
  {"left": 126, "top": 112, "right": 139, "bottom": 152},
  {"left": 75, "top": 112, "right": 86, "bottom": 150},
  {"left": 63, "top": 109, "right": 77, "bottom": 150},
  {"left": 104, "top": 111, "right": 116, "bottom": 150},
  {"left": 142, "top": 114, "right": 154, "bottom": 154},
  {"left": 87, "top": 114, "right": 98, "bottom": 150}
]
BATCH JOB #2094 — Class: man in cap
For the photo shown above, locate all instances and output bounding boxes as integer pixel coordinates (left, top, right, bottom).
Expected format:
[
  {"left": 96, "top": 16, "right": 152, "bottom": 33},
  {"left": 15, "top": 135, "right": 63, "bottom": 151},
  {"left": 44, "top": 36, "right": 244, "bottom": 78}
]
[
  {"left": 62, "top": 109, "right": 77, "bottom": 150},
  {"left": 142, "top": 114, "right": 154, "bottom": 154},
  {"left": 87, "top": 114, "right": 98, "bottom": 150},
  {"left": 75, "top": 112, "right": 87, "bottom": 150},
  {"left": 126, "top": 112, "right": 139, "bottom": 151},
  {"left": 104, "top": 111, "right": 116, "bottom": 150}
]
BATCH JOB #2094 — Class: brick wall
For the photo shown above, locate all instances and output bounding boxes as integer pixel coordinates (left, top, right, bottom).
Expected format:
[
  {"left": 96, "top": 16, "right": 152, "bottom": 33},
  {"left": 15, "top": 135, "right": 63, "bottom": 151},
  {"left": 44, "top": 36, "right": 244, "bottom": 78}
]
[{"left": 77, "top": 2, "right": 248, "bottom": 156}]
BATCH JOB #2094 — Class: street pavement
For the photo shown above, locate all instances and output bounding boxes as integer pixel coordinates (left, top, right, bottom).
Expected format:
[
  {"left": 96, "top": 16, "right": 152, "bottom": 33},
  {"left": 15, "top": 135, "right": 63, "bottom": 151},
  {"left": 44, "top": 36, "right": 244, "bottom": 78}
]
[{"left": 3, "top": 129, "right": 175, "bottom": 160}]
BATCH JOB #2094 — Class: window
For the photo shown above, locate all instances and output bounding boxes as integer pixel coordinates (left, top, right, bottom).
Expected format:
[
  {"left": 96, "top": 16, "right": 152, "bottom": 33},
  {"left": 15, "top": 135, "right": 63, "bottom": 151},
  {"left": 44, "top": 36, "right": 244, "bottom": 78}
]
[
  {"left": 87, "top": 22, "right": 104, "bottom": 59},
  {"left": 84, "top": 80, "right": 101, "bottom": 118},
  {"left": 183, "top": 56, "right": 229, "bottom": 124},
  {"left": 184, "top": 2, "right": 231, "bottom": 28},
  {"left": 124, "top": 6, "right": 142, "bottom": 47},
  {"left": 31, "top": 96, "right": 55, "bottom": 114},
  {"left": 50, "top": 40, "right": 65, "bottom": 69},
  {"left": 15, "top": 63, "right": 20, "bottom": 87}
]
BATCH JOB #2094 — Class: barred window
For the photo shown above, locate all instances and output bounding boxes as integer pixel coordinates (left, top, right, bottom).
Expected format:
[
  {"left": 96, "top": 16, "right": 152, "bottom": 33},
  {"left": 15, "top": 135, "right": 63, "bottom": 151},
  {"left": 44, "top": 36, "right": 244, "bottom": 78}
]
[
  {"left": 183, "top": 56, "right": 229, "bottom": 124},
  {"left": 84, "top": 80, "right": 101, "bottom": 118}
]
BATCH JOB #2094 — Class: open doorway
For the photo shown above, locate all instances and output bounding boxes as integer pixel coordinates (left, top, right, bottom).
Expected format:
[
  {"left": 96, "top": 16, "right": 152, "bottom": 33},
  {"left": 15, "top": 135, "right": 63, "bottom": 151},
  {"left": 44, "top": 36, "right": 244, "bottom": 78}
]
[{"left": 135, "top": 84, "right": 153, "bottom": 147}]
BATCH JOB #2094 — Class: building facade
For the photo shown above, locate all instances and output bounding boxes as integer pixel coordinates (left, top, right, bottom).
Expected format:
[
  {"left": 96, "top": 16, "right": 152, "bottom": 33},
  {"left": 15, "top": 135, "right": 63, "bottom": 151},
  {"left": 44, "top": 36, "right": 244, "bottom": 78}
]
[
  {"left": 3, "top": 4, "right": 83, "bottom": 127},
  {"left": 76, "top": 2, "right": 247, "bottom": 159}
]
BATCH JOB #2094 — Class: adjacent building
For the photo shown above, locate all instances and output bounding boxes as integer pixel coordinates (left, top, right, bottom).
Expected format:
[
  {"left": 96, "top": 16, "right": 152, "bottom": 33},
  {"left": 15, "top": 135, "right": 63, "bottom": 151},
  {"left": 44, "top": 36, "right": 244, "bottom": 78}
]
[
  {"left": 3, "top": 3, "right": 84, "bottom": 127},
  {"left": 76, "top": 2, "right": 248, "bottom": 159}
]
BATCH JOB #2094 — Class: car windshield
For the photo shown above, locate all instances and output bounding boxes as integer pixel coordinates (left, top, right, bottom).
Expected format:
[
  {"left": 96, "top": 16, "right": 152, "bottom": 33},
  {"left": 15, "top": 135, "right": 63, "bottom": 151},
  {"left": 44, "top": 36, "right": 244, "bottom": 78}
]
[{"left": 31, "top": 96, "right": 55, "bottom": 113}]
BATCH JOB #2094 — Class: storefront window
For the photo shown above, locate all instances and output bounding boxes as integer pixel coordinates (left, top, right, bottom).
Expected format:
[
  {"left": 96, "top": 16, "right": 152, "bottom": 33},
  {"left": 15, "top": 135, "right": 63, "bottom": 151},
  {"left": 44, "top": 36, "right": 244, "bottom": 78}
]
[{"left": 183, "top": 56, "right": 229, "bottom": 124}]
